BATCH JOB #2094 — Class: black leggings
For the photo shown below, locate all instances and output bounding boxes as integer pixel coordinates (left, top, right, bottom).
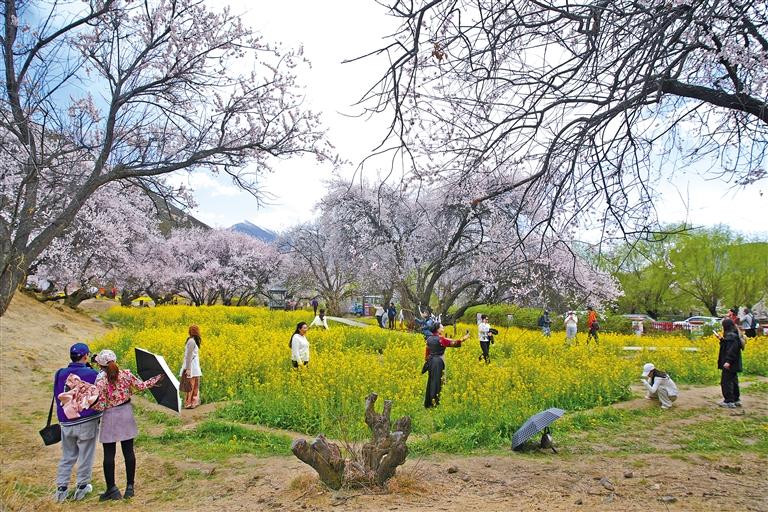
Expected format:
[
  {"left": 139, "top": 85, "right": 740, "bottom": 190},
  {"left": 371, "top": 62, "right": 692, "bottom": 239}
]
[
  {"left": 478, "top": 341, "right": 490, "bottom": 363},
  {"left": 103, "top": 439, "right": 135, "bottom": 488}
]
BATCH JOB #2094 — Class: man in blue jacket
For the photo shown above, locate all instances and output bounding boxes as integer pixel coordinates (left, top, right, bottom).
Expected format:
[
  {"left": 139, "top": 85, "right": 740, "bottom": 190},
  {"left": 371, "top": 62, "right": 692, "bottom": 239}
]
[{"left": 52, "top": 343, "right": 102, "bottom": 502}]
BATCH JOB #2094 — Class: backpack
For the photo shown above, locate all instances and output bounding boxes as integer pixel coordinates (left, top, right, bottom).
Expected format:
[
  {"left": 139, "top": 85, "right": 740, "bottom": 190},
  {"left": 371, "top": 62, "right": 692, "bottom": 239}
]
[{"left": 537, "top": 315, "right": 545, "bottom": 327}]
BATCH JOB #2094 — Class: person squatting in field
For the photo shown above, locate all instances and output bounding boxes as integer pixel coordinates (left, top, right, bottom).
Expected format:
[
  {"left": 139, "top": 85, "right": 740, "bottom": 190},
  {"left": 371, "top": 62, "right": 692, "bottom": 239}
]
[{"left": 641, "top": 363, "right": 678, "bottom": 409}]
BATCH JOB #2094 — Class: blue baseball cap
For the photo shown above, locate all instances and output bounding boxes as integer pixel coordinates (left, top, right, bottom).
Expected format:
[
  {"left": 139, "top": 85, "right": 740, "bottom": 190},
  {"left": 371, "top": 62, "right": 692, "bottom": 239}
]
[{"left": 70, "top": 343, "right": 90, "bottom": 358}]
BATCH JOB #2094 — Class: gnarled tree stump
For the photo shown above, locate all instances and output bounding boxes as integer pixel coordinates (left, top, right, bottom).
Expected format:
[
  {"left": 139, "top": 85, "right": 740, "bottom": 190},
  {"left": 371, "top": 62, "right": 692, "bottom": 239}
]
[{"left": 291, "top": 393, "right": 411, "bottom": 489}]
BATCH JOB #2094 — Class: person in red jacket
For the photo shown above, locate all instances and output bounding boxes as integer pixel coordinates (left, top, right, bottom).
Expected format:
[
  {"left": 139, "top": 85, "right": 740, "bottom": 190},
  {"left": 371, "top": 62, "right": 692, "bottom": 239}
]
[{"left": 422, "top": 324, "right": 469, "bottom": 408}]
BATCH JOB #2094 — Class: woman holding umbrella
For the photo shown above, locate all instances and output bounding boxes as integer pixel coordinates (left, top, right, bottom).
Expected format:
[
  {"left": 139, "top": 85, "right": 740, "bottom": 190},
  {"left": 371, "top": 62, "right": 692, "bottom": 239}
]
[
  {"left": 180, "top": 325, "right": 202, "bottom": 409},
  {"left": 92, "top": 350, "right": 162, "bottom": 501}
]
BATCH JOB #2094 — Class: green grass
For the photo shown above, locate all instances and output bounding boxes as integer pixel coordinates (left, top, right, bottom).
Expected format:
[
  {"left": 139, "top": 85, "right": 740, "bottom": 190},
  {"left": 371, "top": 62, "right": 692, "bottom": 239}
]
[
  {"left": 133, "top": 403, "right": 183, "bottom": 427},
  {"left": 139, "top": 420, "right": 292, "bottom": 461},
  {"left": 680, "top": 415, "right": 768, "bottom": 452}
]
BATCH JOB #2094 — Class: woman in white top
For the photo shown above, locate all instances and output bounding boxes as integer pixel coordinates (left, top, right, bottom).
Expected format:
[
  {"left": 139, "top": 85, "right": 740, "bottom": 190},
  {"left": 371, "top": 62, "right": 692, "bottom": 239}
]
[
  {"left": 309, "top": 309, "right": 329, "bottom": 329},
  {"left": 641, "top": 363, "right": 678, "bottom": 409},
  {"left": 180, "top": 325, "right": 202, "bottom": 409},
  {"left": 290, "top": 322, "right": 310, "bottom": 368},
  {"left": 564, "top": 311, "right": 578, "bottom": 343}
]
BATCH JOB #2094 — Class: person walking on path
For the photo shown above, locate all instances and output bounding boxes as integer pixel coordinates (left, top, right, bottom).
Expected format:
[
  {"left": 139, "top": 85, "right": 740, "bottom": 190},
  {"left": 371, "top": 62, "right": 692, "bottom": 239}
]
[
  {"left": 641, "top": 363, "right": 678, "bottom": 409},
  {"left": 387, "top": 303, "right": 397, "bottom": 329},
  {"left": 740, "top": 307, "right": 756, "bottom": 338},
  {"left": 311, "top": 297, "right": 319, "bottom": 316},
  {"left": 374, "top": 304, "right": 385, "bottom": 328},
  {"left": 398, "top": 308, "right": 405, "bottom": 330},
  {"left": 538, "top": 310, "right": 552, "bottom": 337},
  {"left": 310, "top": 309, "right": 329, "bottom": 329},
  {"left": 478, "top": 315, "right": 492, "bottom": 364},
  {"left": 180, "top": 325, "right": 202, "bottom": 409},
  {"left": 564, "top": 311, "right": 578, "bottom": 344},
  {"left": 92, "top": 350, "right": 162, "bottom": 501},
  {"left": 290, "top": 322, "right": 310, "bottom": 367},
  {"left": 714, "top": 318, "right": 743, "bottom": 408},
  {"left": 423, "top": 323, "right": 469, "bottom": 408},
  {"left": 52, "top": 343, "right": 103, "bottom": 503}
]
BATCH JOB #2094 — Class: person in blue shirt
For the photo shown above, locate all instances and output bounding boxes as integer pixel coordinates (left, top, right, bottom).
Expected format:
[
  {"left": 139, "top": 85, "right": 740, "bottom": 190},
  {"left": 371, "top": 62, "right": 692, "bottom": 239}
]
[
  {"left": 387, "top": 303, "right": 397, "bottom": 329},
  {"left": 52, "top": 343, "right": 102, "bottom": 503}
]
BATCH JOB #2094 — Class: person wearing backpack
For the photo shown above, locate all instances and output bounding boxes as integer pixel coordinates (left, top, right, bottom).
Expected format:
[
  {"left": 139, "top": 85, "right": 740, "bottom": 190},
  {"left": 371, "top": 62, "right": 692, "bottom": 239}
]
[
  {"left": 713, "top": 318, "right": 743, "bottom": 408},
  {"left": 52, "top": 343, "right": 103, "bottom": 503},
  {"left": 741, "top": 307, "right": 757, "bottom": 338},
  {"left": 538, "top": 310, "right": 552, "bottom": 337}
]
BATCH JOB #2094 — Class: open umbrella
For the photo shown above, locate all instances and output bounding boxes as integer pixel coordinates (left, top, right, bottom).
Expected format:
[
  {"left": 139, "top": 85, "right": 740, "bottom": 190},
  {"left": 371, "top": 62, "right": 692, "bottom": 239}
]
[
  {"left": 511, "top": 407, "right": 565, "bottom": 452},
  {"left": 134, "top": 347, "right": 181, "bottom": 413}
]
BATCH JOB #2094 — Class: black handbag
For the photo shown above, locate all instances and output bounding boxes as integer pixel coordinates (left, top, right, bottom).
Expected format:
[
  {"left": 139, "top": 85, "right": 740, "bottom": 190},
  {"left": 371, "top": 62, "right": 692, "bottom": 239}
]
[{"left": 40, "top": 370, "right": 62, "bottom": 446}]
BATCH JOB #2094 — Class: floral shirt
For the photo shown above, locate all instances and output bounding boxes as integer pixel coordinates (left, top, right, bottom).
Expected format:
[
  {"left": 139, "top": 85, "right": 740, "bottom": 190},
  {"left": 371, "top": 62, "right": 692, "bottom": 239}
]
[{"left": 92, "top": 369, "right": 161, "bottom": 411}]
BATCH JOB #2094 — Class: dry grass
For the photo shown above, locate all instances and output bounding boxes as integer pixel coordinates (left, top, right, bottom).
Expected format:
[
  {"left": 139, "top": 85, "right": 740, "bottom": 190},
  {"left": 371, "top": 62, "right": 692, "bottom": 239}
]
[
  {"left": 288, "top": 473, "right": 324, "bottom": 493},
  {"left": 386, "top": 468, "right": 429, "bottom": 496}
]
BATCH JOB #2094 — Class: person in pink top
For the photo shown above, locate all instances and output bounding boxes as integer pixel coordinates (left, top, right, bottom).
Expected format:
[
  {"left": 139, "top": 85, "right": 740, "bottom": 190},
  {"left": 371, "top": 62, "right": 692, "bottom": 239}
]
[{"left": 92, "top": 350, "right": 162, "bottom": 501}]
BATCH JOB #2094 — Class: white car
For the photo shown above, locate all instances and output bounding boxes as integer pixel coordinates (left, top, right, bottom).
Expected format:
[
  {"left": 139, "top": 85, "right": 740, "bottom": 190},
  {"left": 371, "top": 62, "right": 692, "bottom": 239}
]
[{"left": 672, "top": 316, "right": 721, "bottom": 330}]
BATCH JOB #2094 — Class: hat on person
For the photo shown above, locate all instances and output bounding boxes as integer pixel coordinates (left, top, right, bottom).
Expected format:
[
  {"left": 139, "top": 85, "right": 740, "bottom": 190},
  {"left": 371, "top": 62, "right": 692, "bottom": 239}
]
[
  {"left": 641, "top": 363, "right": 655, "bottom": 377},
  {"left": 70, "top": 343, "right": 90, "bottom": 359},
  {"left": 95, "top": 349, "right": 117, "bottom": 366}
]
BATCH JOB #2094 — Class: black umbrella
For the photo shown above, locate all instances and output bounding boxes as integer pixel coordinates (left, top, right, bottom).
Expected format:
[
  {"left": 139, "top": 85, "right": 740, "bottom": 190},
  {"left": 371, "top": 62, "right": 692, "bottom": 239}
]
[
  {"left": 134, "top": 347, "right": 181, "bottom": 413},
  {"left": 511, "top": 407, "right": 565, "bottom": 452}
]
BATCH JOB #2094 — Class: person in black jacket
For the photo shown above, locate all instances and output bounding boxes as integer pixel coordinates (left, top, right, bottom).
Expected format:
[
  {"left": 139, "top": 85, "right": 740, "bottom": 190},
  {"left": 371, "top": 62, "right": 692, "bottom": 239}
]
[{"left": 714, "top": 318, "right": 743, "bottom": 408}]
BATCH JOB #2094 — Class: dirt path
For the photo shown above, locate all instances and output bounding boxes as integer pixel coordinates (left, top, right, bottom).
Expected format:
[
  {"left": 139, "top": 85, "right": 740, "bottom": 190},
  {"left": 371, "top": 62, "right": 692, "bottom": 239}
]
[{"left": 1, "top": 294, "right": 766, "bottom": 512}]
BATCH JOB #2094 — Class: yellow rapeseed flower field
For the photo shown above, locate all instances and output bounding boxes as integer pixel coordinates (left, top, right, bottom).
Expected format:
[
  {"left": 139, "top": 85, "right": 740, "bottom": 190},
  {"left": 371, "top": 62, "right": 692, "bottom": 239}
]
[{"left": 96, "top": 306, "right": 768, "bottom": 449}]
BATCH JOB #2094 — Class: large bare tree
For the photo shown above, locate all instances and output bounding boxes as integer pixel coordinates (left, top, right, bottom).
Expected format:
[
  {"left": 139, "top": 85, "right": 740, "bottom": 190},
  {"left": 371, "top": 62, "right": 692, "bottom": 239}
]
[
  {"left": 0, "top": 0, "right": 328, "bottom": 314},
  {"left": 357, "top": 0, "right": 766, "bottom": 243}
]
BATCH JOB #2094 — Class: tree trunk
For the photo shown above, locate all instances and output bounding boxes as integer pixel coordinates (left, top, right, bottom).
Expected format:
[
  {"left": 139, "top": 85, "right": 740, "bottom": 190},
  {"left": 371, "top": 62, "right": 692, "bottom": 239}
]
[
  {"left": 0, "top": 258, "right": 27, "bottom": 316},
  {"left": 64, "top": 287, "right": 95, "bottom": 309},
  {"left": 291, "top": 393, "right": 411, "bottom": 490}
]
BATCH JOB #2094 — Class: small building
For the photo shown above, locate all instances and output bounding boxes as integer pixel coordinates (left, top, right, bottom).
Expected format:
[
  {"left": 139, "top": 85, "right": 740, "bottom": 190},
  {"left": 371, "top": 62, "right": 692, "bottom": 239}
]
[{"left": 268, "top": 288, "right": 288, "bottom": 310}]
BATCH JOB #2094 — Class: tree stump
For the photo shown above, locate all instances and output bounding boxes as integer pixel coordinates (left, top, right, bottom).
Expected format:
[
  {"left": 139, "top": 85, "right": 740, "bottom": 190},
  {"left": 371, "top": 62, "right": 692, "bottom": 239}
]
[{"left": 291, "top": 393, "right": 411, "bottom": 489}]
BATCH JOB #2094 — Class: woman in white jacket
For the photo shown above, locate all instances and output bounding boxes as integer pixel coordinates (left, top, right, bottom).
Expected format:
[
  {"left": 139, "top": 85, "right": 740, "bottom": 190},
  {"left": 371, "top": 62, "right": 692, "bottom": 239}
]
[
  {"left": 641, "top": 363, "right": 678, "bottom": 409},
  {"left": 290, "top": 322, "right": 310, "bottom": 368},
  {"left": 180, "top": 325, "right": 202, "bottom": 409}
]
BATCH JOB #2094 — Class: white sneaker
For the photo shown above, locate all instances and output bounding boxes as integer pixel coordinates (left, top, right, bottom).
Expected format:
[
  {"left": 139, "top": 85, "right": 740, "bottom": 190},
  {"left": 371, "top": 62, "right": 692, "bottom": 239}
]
[
  {"left": 54, "top": 487, "right": 69, "bottom": 503},
  {"left": 717, "top": 401, "right": 736, "bottom": 408},
  {"left": 73, "top": 483, "right": 93, "bottom": 500}
]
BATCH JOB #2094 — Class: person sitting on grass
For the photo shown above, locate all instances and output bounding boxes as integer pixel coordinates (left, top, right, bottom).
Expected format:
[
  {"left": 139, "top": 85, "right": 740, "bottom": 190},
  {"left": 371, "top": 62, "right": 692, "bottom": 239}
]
[{"left": 641, "top": 363, "right": 678, "bottom": 410}]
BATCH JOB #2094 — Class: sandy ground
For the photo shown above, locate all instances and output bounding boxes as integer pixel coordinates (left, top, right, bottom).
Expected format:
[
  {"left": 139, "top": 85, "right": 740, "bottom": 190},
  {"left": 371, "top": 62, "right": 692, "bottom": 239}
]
[{"left": 1, "top": 293, "right": 767, "bottom": 512}]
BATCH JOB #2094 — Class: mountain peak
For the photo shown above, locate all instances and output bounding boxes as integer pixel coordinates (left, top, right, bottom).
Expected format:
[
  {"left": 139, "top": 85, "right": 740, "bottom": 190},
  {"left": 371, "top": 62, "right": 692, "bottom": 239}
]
[{"left": 230, "top": 221, "right": 277, "bottom": 243}]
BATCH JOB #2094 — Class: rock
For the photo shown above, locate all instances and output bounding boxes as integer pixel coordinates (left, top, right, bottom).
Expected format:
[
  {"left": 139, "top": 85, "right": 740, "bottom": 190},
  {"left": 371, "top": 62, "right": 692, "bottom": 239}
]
[
  {"left": 461, "top": 475, "right": 471, "bottom": 482},
  {"left": 484, "top": 463, "right": 492, "bottom": 468},
  {"left": 447, "top": 466, "right": 459, "bottom": 474},
  {"left": 599, "top": 477, "right": 615, "bottom": 491},
  {"left": 603, "top": 494, "right": 614, "bottom": 504},
  {"left": 652, "top": 484, "right": 661, "bottom": 490},
  {"left": 574, "top": 499, "right": 583, "bottom": 505},
  {"left": 659, "top": 496, "right": 677, "bottom": 503},
  {"left": 52, "top": 323, "right": 67, "bottom": 332},
  {"left": 623, "top": 471, "right": 634, "bottom": 479}
]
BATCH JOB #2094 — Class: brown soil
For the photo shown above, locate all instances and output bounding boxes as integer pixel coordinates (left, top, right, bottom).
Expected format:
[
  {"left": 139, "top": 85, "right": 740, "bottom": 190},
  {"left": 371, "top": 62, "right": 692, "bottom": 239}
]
[{"left": 1, "top": 293, "right": 766, "bottom": 512}]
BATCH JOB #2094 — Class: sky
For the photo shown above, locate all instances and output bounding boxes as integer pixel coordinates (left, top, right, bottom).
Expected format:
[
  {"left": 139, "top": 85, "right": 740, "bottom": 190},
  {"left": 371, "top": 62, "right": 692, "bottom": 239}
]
[{"left": 172, "top": 1, "right": 768, "bottom": 239}]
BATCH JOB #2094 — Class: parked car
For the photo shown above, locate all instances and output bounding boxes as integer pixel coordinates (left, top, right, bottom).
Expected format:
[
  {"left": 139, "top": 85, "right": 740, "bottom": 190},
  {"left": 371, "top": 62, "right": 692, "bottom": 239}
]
[
  {"left": 621, "top": 314, "right": 656, "bottom": 322},
  {"left": 672, "top": 316, "right": 722, "bottom": 330}
]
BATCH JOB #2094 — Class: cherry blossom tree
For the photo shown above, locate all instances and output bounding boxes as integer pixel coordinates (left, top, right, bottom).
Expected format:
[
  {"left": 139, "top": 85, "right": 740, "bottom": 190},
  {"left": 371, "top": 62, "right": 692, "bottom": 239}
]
[
  {"left": 320, "top": 180, "right": 620, "bottom": 320},
  {"left": 279, "top": 221, "right": 363, "bottom": 315},
  {"left": 358, "top": 0, "right": 766, "bottom": 243},
  {"left": 31, "top": 182, "right": 162, "bottom": 308},
  {"left": 0, "top": 0, "right": 329, "bottom": 315},
  {"left": 163, "top": 228, "right": 280, "bottom": 306}
]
